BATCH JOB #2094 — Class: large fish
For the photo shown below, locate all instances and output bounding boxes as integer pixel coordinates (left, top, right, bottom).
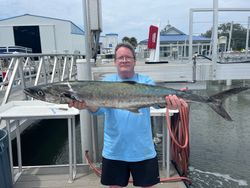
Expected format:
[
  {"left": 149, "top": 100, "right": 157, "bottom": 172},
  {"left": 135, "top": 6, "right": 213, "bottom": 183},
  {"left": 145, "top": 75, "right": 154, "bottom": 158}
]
[{"left": 23, "top": 80, "right": 249, "bottom": 121}]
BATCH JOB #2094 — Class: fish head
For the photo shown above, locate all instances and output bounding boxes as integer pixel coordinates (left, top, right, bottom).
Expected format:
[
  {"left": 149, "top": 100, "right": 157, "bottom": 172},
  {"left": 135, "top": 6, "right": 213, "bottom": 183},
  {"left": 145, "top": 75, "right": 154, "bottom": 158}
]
[{"left": 24, "top": 84, "right": 70, "bottom": 104}]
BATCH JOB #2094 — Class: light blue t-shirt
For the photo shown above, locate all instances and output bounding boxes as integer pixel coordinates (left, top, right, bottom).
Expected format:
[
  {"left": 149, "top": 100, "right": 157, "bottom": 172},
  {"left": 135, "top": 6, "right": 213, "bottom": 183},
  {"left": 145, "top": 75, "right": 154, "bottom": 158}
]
[{"left": 92, "top": 73, "right": 157, "bottom": 162}]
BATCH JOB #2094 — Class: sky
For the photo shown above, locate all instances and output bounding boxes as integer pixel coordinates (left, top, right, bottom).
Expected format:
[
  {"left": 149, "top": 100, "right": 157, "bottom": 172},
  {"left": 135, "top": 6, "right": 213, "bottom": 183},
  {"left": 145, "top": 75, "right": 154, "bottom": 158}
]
[{"left": 1, "top": 0, "right": 250, "bottom": 42}]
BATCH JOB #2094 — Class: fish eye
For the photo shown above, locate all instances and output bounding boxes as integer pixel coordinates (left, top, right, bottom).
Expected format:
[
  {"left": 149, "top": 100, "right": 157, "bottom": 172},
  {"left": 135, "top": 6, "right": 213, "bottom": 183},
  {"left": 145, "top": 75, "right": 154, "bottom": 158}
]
[{"left": 37, "top": 90, "right": 45, "bottom": 96}]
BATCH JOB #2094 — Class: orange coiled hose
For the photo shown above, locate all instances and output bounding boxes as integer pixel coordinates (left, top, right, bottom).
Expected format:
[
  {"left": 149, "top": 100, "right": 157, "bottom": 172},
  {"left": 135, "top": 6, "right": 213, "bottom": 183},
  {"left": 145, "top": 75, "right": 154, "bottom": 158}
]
[{"left": 165, "top": 97, "right": 190, "bottom": 177}]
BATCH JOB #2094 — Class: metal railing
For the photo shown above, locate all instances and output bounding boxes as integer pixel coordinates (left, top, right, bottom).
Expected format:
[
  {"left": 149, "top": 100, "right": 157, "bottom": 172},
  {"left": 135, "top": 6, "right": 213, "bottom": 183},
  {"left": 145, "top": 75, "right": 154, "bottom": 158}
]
[
  {"left": 0, "top": 53, "right": 84, "bottom": 183},
  {"left": 0, "top": 46, "right": 32, "bottom": 54},
  {"left": 0, "top": 53, "right": 83, "bottom": 106}
]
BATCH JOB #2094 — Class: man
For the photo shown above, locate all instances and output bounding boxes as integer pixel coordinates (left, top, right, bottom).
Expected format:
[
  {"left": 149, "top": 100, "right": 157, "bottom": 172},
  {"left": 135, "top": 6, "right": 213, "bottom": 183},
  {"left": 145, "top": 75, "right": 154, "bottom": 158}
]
[{"left": 69, "top": 42, "right": 179, "bottom": 187}]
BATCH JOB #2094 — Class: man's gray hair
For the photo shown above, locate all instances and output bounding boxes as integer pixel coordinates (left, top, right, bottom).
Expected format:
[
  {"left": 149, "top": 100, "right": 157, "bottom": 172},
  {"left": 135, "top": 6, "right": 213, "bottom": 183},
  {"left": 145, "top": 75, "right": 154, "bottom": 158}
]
[{"left": 114, "top": 42, "right": 136, "bottom": 60}]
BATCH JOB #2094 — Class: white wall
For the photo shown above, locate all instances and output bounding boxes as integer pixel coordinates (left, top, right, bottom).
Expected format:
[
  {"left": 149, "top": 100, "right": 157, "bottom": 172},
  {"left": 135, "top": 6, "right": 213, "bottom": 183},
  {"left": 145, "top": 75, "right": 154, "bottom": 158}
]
[
  {"left": 0, "top": 15, "right": 85, "bottom": 54},
  {"left": 0, "top": 26, "right": 15, "bottom": 46},
  {"left": 71, "top": 34, "right": 85, "bottom": 54},
  {"left": 99, "top": 34, "right": 118, "bottom": 54},
  {"left": 39, "top": 25, "right": 57, "bottom": 53}
]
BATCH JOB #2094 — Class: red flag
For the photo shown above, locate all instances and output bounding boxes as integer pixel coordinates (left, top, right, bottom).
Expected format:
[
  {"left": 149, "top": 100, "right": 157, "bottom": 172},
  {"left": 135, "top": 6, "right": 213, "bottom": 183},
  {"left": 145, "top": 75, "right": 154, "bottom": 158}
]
[{"left": 148, "top": 25, "right": 158, "bottom": 49}]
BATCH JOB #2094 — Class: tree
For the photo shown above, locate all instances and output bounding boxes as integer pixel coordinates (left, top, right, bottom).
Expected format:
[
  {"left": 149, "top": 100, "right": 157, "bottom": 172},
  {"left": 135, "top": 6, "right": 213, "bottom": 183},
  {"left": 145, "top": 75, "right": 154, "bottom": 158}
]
[
  {"left": 122, "top": 36, "right": 138, "bottom": 48},
  {"left": 129, "top": 37, "right": 138, "bottom": 48},
  {"left": 201, "top": 22, "right": 249, "bottom": 51},
  {"left": 122, "top": 36, "right": 130, "bottom": 43}
]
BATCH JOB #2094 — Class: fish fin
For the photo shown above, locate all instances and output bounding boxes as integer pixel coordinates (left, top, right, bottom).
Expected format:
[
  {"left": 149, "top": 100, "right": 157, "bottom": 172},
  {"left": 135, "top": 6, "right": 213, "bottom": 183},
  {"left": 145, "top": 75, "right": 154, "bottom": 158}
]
[
  {"left": 60, "top": 92, "right": 70, "bottom": 98},
  {"left": 210, "top": 86, "right": 250, "bottom": 101},
  {"left": 207, "top": 86, "right": 250, "bottom": 121},
  {"left": 122, "top": 81, "right": 137, "bottom": 84},
  {"left": 60, "top": 91, "right": 79, "bottom": 101},
  {"left": 207, "top": 101, "right": 233, "bottom": 121},
  {"left": 127, "top": 108, "right": 140, "bottom": 113},
  {"left": 153, "top": 104, "right": 165, "bottom": 108}
]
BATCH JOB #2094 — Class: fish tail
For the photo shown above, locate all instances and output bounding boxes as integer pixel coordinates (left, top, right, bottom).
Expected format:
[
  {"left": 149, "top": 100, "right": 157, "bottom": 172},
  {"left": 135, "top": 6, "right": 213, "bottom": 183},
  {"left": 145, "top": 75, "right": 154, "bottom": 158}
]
[
  {"left": 207, "top": 100, "right": 232, "bottom": 121},
  {"left": 207, "top": 86, "right": 250, "bottom": 121}
]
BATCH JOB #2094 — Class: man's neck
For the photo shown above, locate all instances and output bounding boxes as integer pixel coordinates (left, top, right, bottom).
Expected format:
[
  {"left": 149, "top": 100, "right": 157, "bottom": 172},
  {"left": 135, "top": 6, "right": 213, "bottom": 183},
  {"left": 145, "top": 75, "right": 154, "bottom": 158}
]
[{"left": 118, "top": 71, "right": 135, "bottom": 79}]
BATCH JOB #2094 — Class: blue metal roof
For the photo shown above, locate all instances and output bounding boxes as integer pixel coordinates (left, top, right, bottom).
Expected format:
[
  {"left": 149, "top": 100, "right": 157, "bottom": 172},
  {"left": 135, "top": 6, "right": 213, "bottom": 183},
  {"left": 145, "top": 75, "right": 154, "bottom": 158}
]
[
  {"left": 140, "top": 34, "right": 210, "bottom": 44},
  {"left": 160, "top": 34, "right": 210, "bottom": 42}
]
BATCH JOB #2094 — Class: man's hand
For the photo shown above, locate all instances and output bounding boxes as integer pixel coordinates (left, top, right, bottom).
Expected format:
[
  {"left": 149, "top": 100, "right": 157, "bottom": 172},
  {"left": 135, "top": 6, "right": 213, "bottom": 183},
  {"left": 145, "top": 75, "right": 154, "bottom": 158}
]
[
  {"left": 68, "top": 100, "right": 87, "bottom": 110},
  {"left": 165, "top": 95, "right": 181, "bottom": 109},
  {"left": 165, "top": 88, "right": 188, "bottom": 109},
  {"left": 68, "top": 100, "right": 99, "bottom": 112}
]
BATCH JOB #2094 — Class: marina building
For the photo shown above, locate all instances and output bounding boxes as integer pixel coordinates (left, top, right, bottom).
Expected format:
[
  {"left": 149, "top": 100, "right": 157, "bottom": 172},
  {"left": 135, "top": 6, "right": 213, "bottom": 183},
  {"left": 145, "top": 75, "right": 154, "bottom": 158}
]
[
  {"left": 137, "top": 24, "right": 211, "bottom": 60},
  {"left": 0, "top": 14, "right": 85, "bottom": 54},
  {"left": 99, "top": 33, "right": 118, "bottom": 54}
]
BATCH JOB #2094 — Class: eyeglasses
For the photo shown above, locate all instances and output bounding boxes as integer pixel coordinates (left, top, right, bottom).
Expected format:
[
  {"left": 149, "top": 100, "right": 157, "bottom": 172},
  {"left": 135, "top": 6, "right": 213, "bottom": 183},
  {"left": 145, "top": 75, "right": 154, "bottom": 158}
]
[{"left": 115, "top": 56, "right": 135, "bottom": 63}]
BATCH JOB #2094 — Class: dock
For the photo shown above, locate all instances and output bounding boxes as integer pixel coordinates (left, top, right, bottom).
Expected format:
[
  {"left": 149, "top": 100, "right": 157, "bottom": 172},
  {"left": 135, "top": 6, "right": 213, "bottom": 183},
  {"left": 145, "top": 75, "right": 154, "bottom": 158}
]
[
  {"left": 3, "top": 53, "right": 250, "bottom": 188},
  {"left": 0, "top": 100, "right": 187, "bottom": 188},
  {"left": 13, "top": 164, "right": 187, "bottom": 188}
]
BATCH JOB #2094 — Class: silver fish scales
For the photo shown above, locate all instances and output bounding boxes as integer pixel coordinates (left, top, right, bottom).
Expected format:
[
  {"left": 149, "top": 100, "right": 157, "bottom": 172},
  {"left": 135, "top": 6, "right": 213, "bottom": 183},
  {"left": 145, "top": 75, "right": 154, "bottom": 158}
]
[{"left": 24, "top": 80, "right": 250, "bottom": 121}]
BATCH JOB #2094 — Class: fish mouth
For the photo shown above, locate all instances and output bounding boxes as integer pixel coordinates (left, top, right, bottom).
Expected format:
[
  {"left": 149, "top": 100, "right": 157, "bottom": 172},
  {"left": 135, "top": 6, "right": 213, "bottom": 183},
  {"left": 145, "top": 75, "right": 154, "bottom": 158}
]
[
  {"left": 23, "top": 88, "right": 30, "bottom": 95},
  {"left": 23, "top": 88, "right": 36, "bottom": 98}
]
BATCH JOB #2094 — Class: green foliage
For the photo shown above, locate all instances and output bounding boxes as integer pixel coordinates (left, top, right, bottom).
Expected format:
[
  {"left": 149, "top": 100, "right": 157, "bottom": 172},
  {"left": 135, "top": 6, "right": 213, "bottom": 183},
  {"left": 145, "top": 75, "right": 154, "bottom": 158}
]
[
  {"left": 122, "top": 36, "right": 138, "bottom": 48},
  {"left": 201, "top": 22, "right": 249, "bottom": 51}
]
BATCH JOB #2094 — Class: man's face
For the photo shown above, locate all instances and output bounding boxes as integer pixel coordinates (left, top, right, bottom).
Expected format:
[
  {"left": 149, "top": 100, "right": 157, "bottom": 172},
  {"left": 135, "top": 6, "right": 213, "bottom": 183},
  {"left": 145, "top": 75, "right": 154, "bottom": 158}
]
[{"left": 114, "top": 47, "right": 136, "bottom": 77}]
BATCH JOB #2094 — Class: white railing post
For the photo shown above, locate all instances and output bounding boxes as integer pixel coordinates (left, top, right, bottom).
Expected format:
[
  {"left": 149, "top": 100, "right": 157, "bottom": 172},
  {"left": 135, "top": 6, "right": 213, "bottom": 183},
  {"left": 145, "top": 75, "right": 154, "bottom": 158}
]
[
  {"left": 212, "top": 0, "right": 219, "bottom": 80},
  {"left": 76, "top": 59, "right": 93, "bottom": 164},
  {"left": 51, "top": 56, "right": 58, "bottom": 83},
  {"left": 245, "top": 17, "right": 250, "bottom": 60},
  {"left": 1, "top": 58, "right": 20, "bottom": 105}
]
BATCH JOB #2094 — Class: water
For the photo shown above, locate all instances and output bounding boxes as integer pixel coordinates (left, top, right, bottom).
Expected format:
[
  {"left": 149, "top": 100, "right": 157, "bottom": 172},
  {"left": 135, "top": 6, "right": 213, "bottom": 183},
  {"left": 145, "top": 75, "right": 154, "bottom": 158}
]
[
  {"left": 12, "top": 119, "right": 69, "bottom": 165},
  {"left": 187, "top": 80, "right": 250, "bottom": 188},
  {"left": 13, "top": 80, "right": 250, "bottom": 187}
]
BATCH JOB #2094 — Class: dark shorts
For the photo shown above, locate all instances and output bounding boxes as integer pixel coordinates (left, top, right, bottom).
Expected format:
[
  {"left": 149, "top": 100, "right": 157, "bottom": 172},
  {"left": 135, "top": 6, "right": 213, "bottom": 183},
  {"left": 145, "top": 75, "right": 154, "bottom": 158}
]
[{"left": 101, "top": 156, "right": 160, "bottom": 187}]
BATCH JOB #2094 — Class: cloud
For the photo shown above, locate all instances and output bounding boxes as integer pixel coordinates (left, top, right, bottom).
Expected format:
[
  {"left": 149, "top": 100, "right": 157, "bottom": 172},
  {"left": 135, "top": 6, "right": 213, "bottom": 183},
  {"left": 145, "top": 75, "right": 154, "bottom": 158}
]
[{"left": 0, "top": 0, "right": 249, "bottom": 41}]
